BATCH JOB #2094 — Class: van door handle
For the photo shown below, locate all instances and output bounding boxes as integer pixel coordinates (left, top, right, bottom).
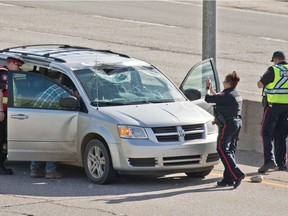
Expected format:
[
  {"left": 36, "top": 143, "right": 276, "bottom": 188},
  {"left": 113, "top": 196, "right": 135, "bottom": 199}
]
[{"left": 11, "top": 114, "right": 29, "bottom": 120}]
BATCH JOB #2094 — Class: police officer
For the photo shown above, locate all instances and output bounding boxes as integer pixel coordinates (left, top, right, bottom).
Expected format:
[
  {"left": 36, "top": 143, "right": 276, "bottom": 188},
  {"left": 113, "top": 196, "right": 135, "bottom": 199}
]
[
  {"left": 257, "top": 51, "right": 288, "bottom": 173},
  {"left": 205, "top": 71, "right": 245, "bottom": 189},
  {"left": 0, "top": 56, "right": 24, "bottom": 175}
]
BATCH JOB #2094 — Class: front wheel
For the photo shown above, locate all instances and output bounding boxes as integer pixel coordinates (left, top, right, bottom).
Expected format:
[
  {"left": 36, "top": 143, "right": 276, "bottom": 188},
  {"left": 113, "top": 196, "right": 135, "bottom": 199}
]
[{"left": 83, "top": 139, "right": 117, "bottom": 184}]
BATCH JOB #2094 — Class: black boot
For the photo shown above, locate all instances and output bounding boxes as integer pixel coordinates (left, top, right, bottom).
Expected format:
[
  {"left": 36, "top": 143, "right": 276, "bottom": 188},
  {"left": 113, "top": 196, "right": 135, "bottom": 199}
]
[
  {"left": 0, "top": 165, "right": 13, "bottom": 175},
  {"left": 217, "top": 179, "right": 233, "bottom": 187}
]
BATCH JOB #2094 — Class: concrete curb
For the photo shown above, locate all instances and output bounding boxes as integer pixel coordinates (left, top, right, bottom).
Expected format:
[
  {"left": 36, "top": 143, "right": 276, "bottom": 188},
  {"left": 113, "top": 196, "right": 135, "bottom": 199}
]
[{"left": 239, "top": 100, "right": 263, "bottom": 152}]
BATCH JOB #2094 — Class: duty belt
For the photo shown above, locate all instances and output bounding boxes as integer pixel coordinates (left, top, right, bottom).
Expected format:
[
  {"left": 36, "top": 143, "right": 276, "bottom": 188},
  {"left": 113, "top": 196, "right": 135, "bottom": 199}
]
[{"left": 268, "top": 103, "right": 288, "bottom": 106}]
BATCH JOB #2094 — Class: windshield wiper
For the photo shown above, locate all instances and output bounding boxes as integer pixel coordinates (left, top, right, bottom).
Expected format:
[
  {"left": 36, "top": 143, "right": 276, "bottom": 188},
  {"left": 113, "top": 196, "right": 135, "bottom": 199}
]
[
  {"left": 149, "top": 99, "right": 175, "bottom": 103},
  {"left": 91, "top": 101, "right": 127, "bottom": 106},
  {"left": 125, "top": 99, "right": 175, "bottom": 105},
  {"left": 91, "top": 99, "right": 175, "bottom": 106}
]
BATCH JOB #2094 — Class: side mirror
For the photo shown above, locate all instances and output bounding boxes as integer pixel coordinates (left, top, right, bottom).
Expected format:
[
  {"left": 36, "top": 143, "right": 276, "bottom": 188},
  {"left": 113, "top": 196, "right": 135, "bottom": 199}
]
[
  {"left": 183, "top": 88, "right": 201, "bottom": 101},
  {"left": 59, "top": 96, "right": 79, "bottom": 110}
]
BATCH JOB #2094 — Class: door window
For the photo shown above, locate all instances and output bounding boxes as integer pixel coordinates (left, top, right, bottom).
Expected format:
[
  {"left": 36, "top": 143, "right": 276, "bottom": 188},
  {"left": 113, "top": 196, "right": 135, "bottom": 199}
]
[
  {"left": 180, "top": 59, "right": 219, "bottom": 99},
  {"left": 11, "top": 72, "right": 71, "bottom": 109}
]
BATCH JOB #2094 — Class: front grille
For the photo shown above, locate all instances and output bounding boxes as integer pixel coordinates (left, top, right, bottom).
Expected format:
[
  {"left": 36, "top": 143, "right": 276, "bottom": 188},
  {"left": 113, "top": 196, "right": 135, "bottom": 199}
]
[
  {"left": 206, "top": 153, "right": 220, "bottom": 162},
  {"left": 128, "top": 158, "right": 156, "bottom": 167},
  {"left": 152, "top": 124, "right": 204, "bottom": 142},
  {"left": 163, "top": 155, "right": 201, "bottom": 166},
  {"left": 185, "top": 133, "right": 203, "bottom": 140},
  {"left": 152, "top": 126, "right": 176, "bottom": 133},
  {"left": 182, "top": 124, "right": 203, "bottom": 131},
  {"left": 157, "top": 135, "right": 179, "bottom": 142}
]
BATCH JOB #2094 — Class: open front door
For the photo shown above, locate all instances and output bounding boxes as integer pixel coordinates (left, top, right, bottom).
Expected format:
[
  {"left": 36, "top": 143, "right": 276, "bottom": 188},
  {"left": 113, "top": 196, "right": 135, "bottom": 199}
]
[
  {"left": 7, "top": 71, "right": 78, "bottom": 161},
  {"left": 179, "top": 58, "right": 220, "bottom": 114}
]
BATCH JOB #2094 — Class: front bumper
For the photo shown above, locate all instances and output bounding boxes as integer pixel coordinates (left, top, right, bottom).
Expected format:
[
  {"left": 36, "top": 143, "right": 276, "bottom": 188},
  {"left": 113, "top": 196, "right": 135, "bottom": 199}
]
[{"left": 110, "top": 133, "right": 219, "bottom": 173}]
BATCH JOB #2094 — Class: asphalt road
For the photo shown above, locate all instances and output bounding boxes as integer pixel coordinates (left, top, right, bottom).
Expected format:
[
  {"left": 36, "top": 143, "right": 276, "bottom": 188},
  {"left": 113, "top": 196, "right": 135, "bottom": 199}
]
[
  {"left": 1, "top": 0, "right": 288, "bottom": 101},
  {"left": 1, "top": 150, "right": 288, "bottom": 216},
  {"left": 1, "top": 1, "right": 288, "bottom": 215}
]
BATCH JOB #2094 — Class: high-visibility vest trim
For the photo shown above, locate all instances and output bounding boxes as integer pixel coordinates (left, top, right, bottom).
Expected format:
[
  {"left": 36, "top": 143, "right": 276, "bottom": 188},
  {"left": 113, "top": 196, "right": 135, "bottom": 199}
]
[
  {"left": 265, "top": 64, "right": 288, "bottom": 104},
  {"left": 264, "top": 89, "right": 288, "bottom": 94}
]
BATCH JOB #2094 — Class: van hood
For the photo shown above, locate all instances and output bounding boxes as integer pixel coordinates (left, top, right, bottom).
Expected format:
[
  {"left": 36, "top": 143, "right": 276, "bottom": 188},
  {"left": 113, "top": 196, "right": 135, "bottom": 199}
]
[{"left": 98, "top": 102, "right": 213, "bottom": 127}]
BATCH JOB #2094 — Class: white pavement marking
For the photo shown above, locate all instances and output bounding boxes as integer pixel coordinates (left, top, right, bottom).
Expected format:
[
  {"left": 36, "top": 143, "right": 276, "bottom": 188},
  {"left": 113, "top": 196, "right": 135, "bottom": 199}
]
[
  {"left": 92, "top": 15, "right": 181, "bottom": 28},
  {"left": 259, "top": 37, "right": 288, "bottom": 43}
]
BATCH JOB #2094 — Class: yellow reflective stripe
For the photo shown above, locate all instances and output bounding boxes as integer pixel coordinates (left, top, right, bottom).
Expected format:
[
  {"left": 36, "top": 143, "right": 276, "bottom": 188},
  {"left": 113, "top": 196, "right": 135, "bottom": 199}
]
[
  {"left": 265, "top": 89, "right": 288, "bottom": 94},
  {"left": 3, "top": 97, "right": 8, "bottom": 104}
]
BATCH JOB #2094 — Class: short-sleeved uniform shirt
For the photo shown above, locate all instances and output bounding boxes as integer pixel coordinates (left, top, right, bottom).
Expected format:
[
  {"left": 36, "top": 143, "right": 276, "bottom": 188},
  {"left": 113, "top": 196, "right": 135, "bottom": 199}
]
[{"left": 260, "top": 61, "right": 287, "bottom": 86}]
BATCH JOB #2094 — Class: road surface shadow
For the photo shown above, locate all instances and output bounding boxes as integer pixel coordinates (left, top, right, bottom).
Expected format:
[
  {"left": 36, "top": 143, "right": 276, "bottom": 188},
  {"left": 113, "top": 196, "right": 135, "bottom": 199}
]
[
  {"left": 1, "top": 150, "right": 285, "bottom": 198},
  {"left": 0, "top": 160, "right": 225, "bottom": 198}
]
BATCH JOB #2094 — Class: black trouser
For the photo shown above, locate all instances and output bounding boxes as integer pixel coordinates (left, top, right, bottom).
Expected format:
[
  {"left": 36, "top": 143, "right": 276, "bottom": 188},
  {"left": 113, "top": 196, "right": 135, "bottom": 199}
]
[
  {"left": 261, "top": 104, "right": 288, "bottom": 167},
  {"left": 217, "top": 118, "right": 244, "bottom": 182},
  {"left": 0, "top": 111, "right": 7, "bottom": 165}
]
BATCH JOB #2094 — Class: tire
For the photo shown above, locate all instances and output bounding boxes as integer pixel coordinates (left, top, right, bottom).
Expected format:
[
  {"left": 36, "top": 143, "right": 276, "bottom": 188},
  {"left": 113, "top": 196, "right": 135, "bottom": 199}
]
[
  {"left": 1, "top": 143, "right": 7, "bottom": 163},
  {"left": 185, "top": 169, "right": 212, "bottom": 178},
  {"left": 83, "top": 139, "right": 117, "bottom": 184}
]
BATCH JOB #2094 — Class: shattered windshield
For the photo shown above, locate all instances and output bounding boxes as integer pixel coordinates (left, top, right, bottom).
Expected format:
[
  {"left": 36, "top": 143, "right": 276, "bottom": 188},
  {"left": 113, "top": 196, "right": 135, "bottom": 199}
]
[{"left": 74, "top": 64, "right": 186, "bottom": 106}]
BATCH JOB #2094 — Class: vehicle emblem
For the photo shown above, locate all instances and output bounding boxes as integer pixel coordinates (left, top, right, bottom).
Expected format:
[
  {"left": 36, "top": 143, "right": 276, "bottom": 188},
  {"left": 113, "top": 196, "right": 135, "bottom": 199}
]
[{"left": 178, "top": 128, "right": 185, "bottom": 142}]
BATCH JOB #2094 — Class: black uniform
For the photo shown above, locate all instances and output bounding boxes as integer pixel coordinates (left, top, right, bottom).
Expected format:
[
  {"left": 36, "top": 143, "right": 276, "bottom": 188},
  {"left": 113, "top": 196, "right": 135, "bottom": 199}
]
[
  {"left": 205, "top": 87, "right": 244, "bottom": 186},
  {"left": 0, "top": 66, "right": 12, "bottom": 175},
  {"left": 259, "top": 61, "right": 288, "bottom": 170}
]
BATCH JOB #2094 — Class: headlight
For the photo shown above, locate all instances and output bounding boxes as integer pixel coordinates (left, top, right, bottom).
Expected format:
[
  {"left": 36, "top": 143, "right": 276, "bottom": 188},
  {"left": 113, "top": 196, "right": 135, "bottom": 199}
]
[
  {"left": 206, "top": 120, "right": 218, "bottom": 135},
  {"left": 118, "top": 125, "right": 148, "bottom": 139}
]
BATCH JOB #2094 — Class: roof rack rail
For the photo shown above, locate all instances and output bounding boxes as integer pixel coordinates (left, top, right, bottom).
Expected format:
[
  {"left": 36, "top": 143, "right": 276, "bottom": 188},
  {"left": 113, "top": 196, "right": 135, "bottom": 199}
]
[
  {"left": 44, "top": 48, "right": 130, "bottom": 59},
  {"left": 0, "top": 44, "right": 130, "bottom": 60},
  {"left": 0, "top": 44, "right": 130, "bottom": 58},
  {"left": 1, "top": 50, "right": 66, "bottom": 63},
  {"left": 58, "top": 45, "right": 130, "bottom": 58},
  {"left": 0, "top": 44, "right": 69, "bottom": 52}
]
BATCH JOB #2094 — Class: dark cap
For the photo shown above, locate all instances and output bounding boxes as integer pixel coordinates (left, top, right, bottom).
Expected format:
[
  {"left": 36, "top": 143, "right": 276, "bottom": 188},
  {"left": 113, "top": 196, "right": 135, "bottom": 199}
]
[
  {"left": 7, "top": 57, "right": 24, "bottom": 67},
  {"left": 271, "top": 51, "right": 285, "bottom": 62}
]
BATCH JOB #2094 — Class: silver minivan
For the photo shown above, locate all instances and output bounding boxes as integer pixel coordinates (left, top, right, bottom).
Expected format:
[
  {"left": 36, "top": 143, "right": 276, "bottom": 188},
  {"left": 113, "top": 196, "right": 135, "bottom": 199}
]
[{"left": 0, "top": 44, "right": 220, "bottom": 184}]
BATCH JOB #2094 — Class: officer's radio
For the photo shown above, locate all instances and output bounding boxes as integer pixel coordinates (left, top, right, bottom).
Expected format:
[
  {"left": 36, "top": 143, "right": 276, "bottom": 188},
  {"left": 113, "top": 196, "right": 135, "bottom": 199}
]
[
  {"left": 261, "top": 88, "right": 268, "bottom": 108},
  {"left": 212, "top": 105, "right": 225, "bottom": 128}
]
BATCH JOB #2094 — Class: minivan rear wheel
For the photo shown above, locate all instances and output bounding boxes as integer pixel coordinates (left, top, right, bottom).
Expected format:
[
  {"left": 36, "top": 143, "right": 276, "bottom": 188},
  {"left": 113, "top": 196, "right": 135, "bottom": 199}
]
[{"left": 83, "top": 139, "right": 117, "bottom": 184}]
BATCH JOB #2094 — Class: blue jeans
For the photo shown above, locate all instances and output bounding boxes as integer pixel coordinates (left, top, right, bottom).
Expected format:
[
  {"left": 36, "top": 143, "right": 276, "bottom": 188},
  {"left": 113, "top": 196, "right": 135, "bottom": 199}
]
[{"left": 30, "top": 161, "right": 57, "bottom": 173}]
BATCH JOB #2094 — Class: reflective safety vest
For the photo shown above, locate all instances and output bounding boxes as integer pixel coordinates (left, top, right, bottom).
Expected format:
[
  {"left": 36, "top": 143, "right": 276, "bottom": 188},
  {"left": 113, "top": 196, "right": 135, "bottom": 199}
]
[
  {"left": 264, "top": 64, "right": 288, "bottom": 104},
  {"left": 0, "top": 66, "right": 8, "bottom": 111}
]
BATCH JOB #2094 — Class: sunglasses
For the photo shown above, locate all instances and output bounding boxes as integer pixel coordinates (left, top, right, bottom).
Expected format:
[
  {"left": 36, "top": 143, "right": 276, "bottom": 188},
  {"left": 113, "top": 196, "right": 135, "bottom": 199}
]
[{"left": 12, "top": 62, "right": 22, "bottom": 67}]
